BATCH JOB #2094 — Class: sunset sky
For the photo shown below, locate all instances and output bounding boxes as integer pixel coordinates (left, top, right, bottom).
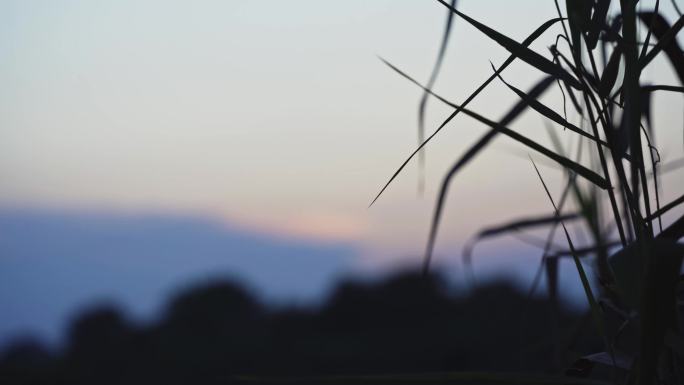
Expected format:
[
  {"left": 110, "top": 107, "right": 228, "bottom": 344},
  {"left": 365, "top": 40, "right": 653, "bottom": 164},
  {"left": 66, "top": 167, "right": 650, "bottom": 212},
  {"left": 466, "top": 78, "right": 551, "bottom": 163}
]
[{"left": 1, "top": 0, "right": 683, "bottom": 347}]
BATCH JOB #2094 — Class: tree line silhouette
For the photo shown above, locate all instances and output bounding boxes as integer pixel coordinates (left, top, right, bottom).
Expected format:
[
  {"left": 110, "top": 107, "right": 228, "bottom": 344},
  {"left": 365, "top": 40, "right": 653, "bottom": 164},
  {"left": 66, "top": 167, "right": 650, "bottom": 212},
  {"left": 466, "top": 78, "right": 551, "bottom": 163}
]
[{"left": 0, "top": 271, "right": 602, "bottom": 384}]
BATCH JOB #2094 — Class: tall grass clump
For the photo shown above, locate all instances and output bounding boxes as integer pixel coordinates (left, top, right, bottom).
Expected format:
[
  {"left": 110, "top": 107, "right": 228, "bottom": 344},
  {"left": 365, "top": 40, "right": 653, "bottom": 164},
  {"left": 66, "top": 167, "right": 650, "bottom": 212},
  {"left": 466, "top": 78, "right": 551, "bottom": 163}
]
[{"left": 372, "top": 0, "right": 684, "bottom": 384}]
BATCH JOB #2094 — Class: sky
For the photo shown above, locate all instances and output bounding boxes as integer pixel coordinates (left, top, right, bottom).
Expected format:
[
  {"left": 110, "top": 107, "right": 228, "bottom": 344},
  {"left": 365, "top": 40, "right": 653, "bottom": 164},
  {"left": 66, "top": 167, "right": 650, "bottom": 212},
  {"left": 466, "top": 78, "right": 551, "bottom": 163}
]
[{"left": 1, "top": 0, "right": 683, "bottom": 348}]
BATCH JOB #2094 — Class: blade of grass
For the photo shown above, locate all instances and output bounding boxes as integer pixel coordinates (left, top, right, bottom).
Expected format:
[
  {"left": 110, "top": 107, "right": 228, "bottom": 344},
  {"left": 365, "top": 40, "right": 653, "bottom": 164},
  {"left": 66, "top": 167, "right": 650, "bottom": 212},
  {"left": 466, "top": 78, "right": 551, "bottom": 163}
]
[
  {"left": 417, "top": 0, "right": 458, "bottom": 194},
  {"left": 382, "top": 61, "right": 610, "bottom": 189},
  {"left": 638, "top": 12, "right": 684, "bottom": 84},
  {"left": 491, "top": 65, "right": 609, "bottom": 146},
  {"left": 370, "top": 17, "right": 565, "bottom": 207},
  {"left": 529, "top": 157, "right": 612, "bottom": 367},
  {"left": 463, "top": 213, "right": 580, "bottom": 259},
  {"left": 587, "top": 0, "right": 612, "bottom": 50},
  {"left": 641, "top": 84, "right": 684, "bottom": 92},
  {"left": 435, "top": 0, "right": 582, "bottom": 89},
  {"left": 638, "top": 0, "right": 660, "bottom": 61},
  {"left": 598, "top": 46, "right": 622, "bottom": 98}
]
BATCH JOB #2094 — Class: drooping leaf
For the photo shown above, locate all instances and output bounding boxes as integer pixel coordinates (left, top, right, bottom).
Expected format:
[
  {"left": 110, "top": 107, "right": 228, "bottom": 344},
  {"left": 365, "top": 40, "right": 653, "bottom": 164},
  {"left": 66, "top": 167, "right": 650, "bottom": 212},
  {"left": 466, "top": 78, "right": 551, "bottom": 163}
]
[
  {"left": 417, "top": 0, "right": 458, "bottom": 194},
  {"left": 477, "top": 213, "right": 581, "bottom": 239},
  {"left": 547, "top": 240, "right": 623, "bottom": 259},
  {"left": 464, "top": 212, "right": 581, "bottom": 258}
]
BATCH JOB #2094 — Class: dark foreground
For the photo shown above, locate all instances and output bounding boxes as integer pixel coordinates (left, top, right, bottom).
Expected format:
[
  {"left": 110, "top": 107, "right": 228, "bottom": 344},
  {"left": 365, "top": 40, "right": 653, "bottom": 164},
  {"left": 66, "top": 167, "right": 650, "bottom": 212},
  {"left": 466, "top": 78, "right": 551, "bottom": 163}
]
[{"left": 0, "top": 271, "right": 602, "bottom": 384}]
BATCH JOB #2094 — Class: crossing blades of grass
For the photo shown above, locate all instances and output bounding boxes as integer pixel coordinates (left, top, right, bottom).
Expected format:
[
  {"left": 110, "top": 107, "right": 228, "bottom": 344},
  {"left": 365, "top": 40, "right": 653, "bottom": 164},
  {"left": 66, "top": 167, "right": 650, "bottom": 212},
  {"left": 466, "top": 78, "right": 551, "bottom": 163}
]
[{"left": 369, "top": 17, "right": 565, "bottom": 207}]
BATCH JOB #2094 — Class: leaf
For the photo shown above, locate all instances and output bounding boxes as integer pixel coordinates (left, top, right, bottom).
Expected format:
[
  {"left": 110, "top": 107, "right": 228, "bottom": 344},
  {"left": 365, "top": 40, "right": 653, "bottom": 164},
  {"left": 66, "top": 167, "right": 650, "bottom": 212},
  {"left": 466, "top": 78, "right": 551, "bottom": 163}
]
[
  {"left": 598, "top": 46, "right": 622, "bottom": 98},
  {"left": 586, "top": 0, "right": 612, "bottom": 50},
  {"left": 383, "top": 61, "right": 610, "bottom": 191},
  {"left": 464, "top": 212, "right": 581, "bottom": 258},
  {"left": 492, "top": 66, "right": 608, "bottom": 146},
  {"left": 566, "top": 0, "right": 592, "bottom": 53},
  {"left": 547, "top": 241, "right": 623, "bottom": 259},
  {"left": 417, "top": 0, "right": 458, "bottom": 194},
  {"left": 370, "top": 17, "right": 566, "bottom": 206},
  {"left": 640, "top": 84, "right": 684, "bottom": 93},
  {"left": 638, "top": 13, "right": 684, "bottom": 84},
  {"left": 382, "top": 63, "right": 610, "bottom": 271},
  {"left": 477, "top": 213, "right": 581, "bottom": 239},
  {"left": 436, "top": 0, "right": 582, "bottom": 89}
]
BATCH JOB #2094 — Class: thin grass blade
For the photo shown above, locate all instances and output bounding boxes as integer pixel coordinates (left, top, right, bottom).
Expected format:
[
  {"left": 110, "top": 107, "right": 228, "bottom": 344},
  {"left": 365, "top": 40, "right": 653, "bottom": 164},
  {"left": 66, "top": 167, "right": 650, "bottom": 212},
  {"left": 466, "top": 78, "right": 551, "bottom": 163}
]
[
  {"left": 435, "top": 0, "right": 582, "bottom": 89},
  {"left": 417, "top": 0, "right": 458, "bottom": 194},
  {"left": 370, "top": 17, "right": 564, "bottom": 206}
]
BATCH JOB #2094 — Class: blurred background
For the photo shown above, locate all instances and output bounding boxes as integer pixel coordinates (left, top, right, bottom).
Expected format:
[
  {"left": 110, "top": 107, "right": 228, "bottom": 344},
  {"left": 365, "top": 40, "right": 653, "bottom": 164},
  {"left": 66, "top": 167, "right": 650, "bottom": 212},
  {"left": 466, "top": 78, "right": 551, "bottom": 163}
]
[{"left": 1, "top": 0, "right": 683, "bottom": 362}]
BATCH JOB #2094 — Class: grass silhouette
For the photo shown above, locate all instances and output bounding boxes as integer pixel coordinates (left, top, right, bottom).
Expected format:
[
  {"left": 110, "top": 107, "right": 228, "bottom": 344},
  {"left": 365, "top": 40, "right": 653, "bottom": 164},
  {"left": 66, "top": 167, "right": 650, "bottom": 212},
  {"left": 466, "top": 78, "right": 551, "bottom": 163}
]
[{"left": 372, "top": 1, "right": 684, "bottom": 384}]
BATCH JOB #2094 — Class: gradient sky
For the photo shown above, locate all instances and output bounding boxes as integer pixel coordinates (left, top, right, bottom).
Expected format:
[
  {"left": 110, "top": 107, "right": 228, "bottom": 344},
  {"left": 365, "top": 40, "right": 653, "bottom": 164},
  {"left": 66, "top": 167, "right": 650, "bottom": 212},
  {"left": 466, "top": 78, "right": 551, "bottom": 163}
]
[{"left": 1, "top": 1, "right": 684, "bottom": 345}]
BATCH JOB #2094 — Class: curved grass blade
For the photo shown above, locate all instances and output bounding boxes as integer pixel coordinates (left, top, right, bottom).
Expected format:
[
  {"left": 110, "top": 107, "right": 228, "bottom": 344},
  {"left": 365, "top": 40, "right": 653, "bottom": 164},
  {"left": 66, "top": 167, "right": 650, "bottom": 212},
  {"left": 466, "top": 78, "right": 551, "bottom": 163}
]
[
  {"left": 673, "top": 0, "right": 683, "bottom": 17},
  {"left": 477, "top": 213, "right": 581, "bottom": 239},
  {"left": 417, "top": 0, "right": 458, "bottom": 194},
  {"left": 607, "top": 14, "right": 684, "bottom": 104},
  {"left": 369, "top": 17, "right": 565, "bottom": 207},
  {"left": 565, "top": 0, "right": 591, "bottom": 56},
  {"left": 491, "top": 66, "right": 608, "bottom": 146},
  {"left": 548, "top": 240, "right": 623, "bottom": 259},
  {"left": 463, "top": 212, "right": 580, "bottom": 260},
  {"left": 435, "top": 0, "right": 582, "bottom": 89}
]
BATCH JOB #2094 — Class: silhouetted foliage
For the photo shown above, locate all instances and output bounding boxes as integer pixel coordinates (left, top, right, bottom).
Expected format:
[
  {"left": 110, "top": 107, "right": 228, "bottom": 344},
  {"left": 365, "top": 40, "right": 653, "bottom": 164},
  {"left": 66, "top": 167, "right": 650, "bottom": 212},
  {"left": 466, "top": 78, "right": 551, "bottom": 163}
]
[{"left": 0, "top": 271, "right": 606, "bottom": 384}]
